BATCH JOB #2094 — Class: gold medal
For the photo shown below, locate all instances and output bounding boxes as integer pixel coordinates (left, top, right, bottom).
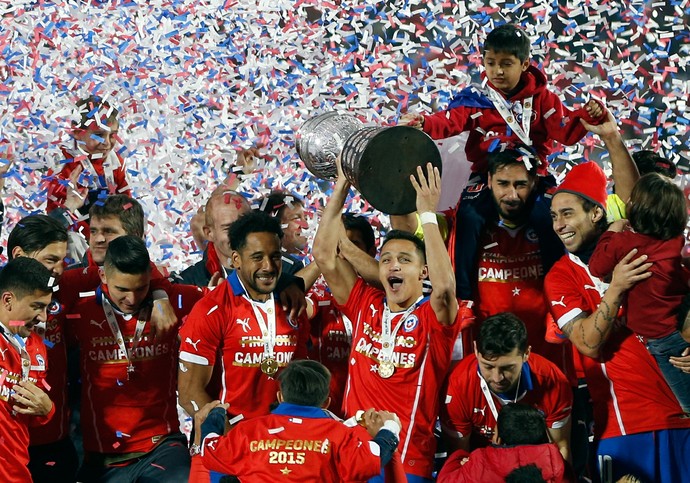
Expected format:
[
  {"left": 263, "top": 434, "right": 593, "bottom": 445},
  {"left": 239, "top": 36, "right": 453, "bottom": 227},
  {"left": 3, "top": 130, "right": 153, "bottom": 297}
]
[
  {"left": 506, "top": 116, "right": 514, "bottom": 123},
  {"left": 378, "top": 360, "right": 395, "bottom": 379},
  {"left": 260, "top": 356, "right": 279, "bottom": 377}
]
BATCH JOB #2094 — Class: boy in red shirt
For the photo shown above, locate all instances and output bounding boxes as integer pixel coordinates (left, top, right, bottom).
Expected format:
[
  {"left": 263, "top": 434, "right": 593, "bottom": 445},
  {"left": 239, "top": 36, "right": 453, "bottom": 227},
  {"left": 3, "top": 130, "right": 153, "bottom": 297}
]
[{"left": 193, "top": 360, "right": 401, "bottom": 482}]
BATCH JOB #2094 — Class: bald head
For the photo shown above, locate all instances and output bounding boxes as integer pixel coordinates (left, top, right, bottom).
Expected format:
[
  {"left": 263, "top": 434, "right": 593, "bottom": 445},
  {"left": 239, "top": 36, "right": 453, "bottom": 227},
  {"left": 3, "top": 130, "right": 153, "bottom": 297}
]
[{"left": 203, "top": 191, "right": 251, "bottom": 267}]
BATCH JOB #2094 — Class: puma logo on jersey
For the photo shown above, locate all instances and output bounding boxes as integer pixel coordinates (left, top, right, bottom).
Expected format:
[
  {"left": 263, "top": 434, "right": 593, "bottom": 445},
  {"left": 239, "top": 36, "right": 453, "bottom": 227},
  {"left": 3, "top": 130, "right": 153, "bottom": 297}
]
[
  {"left": 584, "top": 284, "right": 598, "bottom": 292},
  {"left": 0, "top": 348, "right": 6, "bottom": 360},
  {"left": 90, "top": 319, "right": 105, "bottom": 330},
  {"left": 551, "top": 296, "right": 566, "bottom": 307},
  {"left": 473, "top": 406, "right": 486, "bottom": 416},
  {"left": 369, "top": 305, "right": 378, "bottom": 318},
  {"left": 185, "top": 338, "right": 201, "bottom": 351},
  {"left": 236, "top": 318, "right": 251, "bottom": 333}
]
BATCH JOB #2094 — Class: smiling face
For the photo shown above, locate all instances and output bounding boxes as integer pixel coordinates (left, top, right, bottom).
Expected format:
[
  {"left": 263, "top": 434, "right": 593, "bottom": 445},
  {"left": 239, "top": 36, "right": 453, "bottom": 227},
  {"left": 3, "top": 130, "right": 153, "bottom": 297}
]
[
  {"left": 483, "top": 49, "right": 529, "bottom": 94},
  {"left": 280, "top": 202, "right": 308, "bottom": 255},
  {"left": 2, "top": 290, "right": 52, "bottom": 338},
  {"left": 74, "top": 119, "right": 119, "bottom": 158},
  {"left": 232, "top": 232, "right": 282, "bottom": 301},
  {"left": 551, "top": 192, "right": 604, "bottom": 253},
  {"left": 476, "top": 346, "right": 529, "bottom": 395},
  {"left": 378, "top": 238, "right": 426, "bottom": 312},
  {"left": 488, "top": 163, "right": 536, "bottom": 224},
  {"left": 13, "top": 241, "right": 67, "bottom": 279}
]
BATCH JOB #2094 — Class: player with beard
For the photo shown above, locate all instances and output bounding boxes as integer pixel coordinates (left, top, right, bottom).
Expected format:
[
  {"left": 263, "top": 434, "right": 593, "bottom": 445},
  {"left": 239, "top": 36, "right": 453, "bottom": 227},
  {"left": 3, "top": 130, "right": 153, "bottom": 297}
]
[
  {"left": 313, "top": 161, "right": 463, "bottom": 481},
  {"left": 468, "top": 148, "right": 567, "bottom": 372},
  {"left": 178, "top": 210, "right": 309, "bottom": 483}
]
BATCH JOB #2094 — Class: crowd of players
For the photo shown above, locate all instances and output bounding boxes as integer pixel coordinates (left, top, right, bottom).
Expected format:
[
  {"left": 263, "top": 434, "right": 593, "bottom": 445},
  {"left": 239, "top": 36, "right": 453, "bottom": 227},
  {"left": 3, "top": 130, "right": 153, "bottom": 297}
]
[{"left": 1, "top": 23, "right": 689, "bottom": 483}]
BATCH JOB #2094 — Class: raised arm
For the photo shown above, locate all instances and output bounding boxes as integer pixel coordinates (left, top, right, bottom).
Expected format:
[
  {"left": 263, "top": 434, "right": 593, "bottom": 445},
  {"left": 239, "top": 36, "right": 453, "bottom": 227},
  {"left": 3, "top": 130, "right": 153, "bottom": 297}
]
[
  {"left": 312, "top": 159, "right": 358, "bottom": 306},
  {"left": 411, "top": 163, "right": 458, "bottom": 325},
  {"left": 581, "top": 110, "right": 639, "bottom": 203}
]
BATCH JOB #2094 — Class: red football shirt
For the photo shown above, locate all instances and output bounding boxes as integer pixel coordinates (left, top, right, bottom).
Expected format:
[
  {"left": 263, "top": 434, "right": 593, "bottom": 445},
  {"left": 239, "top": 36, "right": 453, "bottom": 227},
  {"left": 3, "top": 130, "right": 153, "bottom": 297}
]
[
  {"left": 337, "top": 278, "right": 461, "bottom": 479},
  {"left": 68, "top": 283, "right": 202, "bottom": 454},
  {"left": 476, "top": 223, "right": 571, "bottom": 376},
  {"left": 179, "top": 271, "right": 309, "bottom": 420},
  {"left": 545, "top": 253, "right": 690, "bottom": 439},
  {"left": 200, "top": 403, "right": 381, "bottom": 482},
  {"left": 0, "top": 328, "right": 54, "bottom": 482},
  {"left": 440, "top": 352, "right": 572, "bottom": 447},
  {"left": 306, "top": 282, "right": 351, "bottom": 418}
]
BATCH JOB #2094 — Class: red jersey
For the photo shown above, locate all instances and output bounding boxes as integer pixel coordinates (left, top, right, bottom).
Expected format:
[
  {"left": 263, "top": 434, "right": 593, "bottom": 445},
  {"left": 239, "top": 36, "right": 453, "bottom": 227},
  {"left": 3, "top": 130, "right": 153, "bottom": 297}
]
[
  {"left": 306, "top": 282, "right": 352, "bottom": 418},
  {"left": 544, "top": 253, "right": 690, "bottom": 439},
  {"left": 422, "top": 66, "right": 600, "bottom": 175},
  {"left": 46, "top": 146, "right": 130, "bottom": 213},
  {"left": 476, "top": 223, "right": 571, "bottom": 375},
  {"left": 67, "top": 283, "right": 202, "bottom": 454},
  {"left": 337, "top": 278, "right": 461, "bottom": 478},
  {"left": 179, "top": 271, "right": 309, "bottom": 420},
  {"left": 29, "top": 265, "right": 123, "bottom": 446},
  {"left": 0, "top": 327, "right": 54, "bottom": 483},
  {"left": 200, "top": 402, "right": 381, "bottom": 482},
  {"left": 589, "top": 231, "right": 689, "bottom": 338},
  {"left": 440, "top": 353, "right": 572, "bottom": 448}
]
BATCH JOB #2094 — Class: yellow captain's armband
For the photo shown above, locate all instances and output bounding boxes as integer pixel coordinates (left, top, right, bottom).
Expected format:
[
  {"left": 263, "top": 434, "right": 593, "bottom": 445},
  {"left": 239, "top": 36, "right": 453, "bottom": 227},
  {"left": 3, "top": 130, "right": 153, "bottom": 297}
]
[
  {"left": 413, "top": 212, "right": 449, "bottom": 241},
  {"left": 606, "top": 193, "right": 626, "bottom": 222}
]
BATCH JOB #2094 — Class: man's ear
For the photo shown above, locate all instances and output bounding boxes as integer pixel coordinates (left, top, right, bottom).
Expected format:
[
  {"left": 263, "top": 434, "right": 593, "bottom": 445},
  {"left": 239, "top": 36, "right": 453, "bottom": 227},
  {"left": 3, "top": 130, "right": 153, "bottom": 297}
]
[
  {"left": 420, "top": 264, "right": 429, "bottom": 281},
  {"left": 523, "top": 346, "right": 531, "bottom": 362},
  {"left": 1, "top": 291, "right": 13, "bottom": 311},
  {"left": 277, "top": 391, "right": 284, "bottom": 403},
  {"left": 321, "top": 396, "right": 331, "bottom": 409},
  {"left": 11, "top": 246, "right": 27, "bottom": 260},
  {"left": 99, "top": 269, "right": 108, "bottom": 286},
  {"left": 591, "top": 206, "right": 605, "bottom": 224},
  {"left": 202, "top": 225, "right": 213, "bottom": 242},
  {"left": 520, "top": 58, "right": 529, "bottom": 72}
]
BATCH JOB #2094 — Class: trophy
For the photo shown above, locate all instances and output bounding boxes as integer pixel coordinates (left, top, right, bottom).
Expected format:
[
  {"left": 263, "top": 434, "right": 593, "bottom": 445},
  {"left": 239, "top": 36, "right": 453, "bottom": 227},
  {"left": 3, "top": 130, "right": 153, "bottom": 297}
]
[{"left": 296, "top": 112, "right": 442, "bottom": 215}]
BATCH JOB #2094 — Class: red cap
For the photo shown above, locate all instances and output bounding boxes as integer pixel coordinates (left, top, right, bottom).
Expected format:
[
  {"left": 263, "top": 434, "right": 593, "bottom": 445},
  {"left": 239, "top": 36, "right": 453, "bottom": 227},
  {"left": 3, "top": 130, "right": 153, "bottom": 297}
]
[{"left": 554, "top": 162, "right": 607, "bottom": 209}]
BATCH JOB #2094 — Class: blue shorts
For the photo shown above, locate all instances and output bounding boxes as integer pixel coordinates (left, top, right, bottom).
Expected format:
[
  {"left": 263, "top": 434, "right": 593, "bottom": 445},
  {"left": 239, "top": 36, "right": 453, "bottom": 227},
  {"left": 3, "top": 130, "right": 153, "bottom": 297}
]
[{"left": 596, "top": 428, "right": 690, "bottom": 483}]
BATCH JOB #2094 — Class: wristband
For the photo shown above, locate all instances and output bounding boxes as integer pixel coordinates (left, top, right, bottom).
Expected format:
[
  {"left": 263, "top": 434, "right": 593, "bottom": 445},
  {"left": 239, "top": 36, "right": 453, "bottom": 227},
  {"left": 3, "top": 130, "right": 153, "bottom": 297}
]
[
  {"left": 419, "top": 211, "right": 438, "bottom": 226},
  {"left": 382, "top": 419, "right": 401, "bottom": 438}
]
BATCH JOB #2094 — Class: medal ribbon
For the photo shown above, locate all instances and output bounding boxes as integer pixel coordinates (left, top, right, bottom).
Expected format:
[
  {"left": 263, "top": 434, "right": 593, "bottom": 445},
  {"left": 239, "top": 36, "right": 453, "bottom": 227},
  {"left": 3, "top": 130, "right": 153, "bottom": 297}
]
[
  {"left": 0, "top": 324, "right": 31, "bottom": 381},
  {"left": 244, "top": 294, "right": 277, "bottom": 361},
  {"left": 485, "top": 87, "right": 534, "bottom": 147},
  {"left": 380, "top": 296, "right": 423, "bottom": 363},
  {"left": 102, "top": 296, "right": 151, "bottom": 373}
]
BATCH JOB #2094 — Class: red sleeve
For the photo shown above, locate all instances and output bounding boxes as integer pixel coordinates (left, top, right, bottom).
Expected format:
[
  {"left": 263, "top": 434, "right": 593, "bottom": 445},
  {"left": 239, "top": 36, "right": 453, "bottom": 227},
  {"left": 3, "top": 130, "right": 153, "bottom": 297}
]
[
  {"left": 436, "top": 449, "right": 472, "bottom": 483},
  {"left": 440, "top": 362, "right": 473, "bottom": 439},
  {"left": 588, "top": 231, "right": 624, "bottom": 279},
  {"left": 200, "top": 432, "right": 252, "bottom": 475},
  {"left": 544, "top": 264, "right": 589, "bottom": 329},
  {"left": 45, "top": 159, "right": 82, "bottom": 213},
  {"left": 539, "top": 90, "right": 592, "bottom": 146},
  {"left": 335, "top": 428, "right": 383, "bottom": 481},
  {"left": 169, "top": 284, "right": 205, "bottom": 320},
  {"left": 179, "top": 288, "right": 227, "bottom": 366},
  {"left": 422, "top": 105, "right": 476, "bottom": 140},
  {"left": 58, "top": 267, "right": 102, "bottom": 311},
  {"left": 539, "top": 360, "right": 574, "bottom": 428}
]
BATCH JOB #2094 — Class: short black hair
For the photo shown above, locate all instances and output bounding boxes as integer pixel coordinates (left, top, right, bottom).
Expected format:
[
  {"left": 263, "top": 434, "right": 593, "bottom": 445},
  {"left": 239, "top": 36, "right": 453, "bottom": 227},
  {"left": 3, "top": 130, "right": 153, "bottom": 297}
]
[
  {"left": 104, "top": 235, "right": 151, "bottom": 275},
  {"left": 278, "top": 360, "right": 331, "bottom": 407},
  {"left": 484, "top": 24, "right": 531, "bottom": 62},
  {"left": 258, "top": 190, "right": 304, "bottom": 221},
  {"left": 89, "top": 195, "right": 145, "bottom": 238},
  {"left": 74, "top": 95, "right": 119, "bottom": 130},
  {"left": 229, "top": 211, "right": 283, "bottom": 251},
  {"left": 628, "top": 173, "right": 687, "bottom": 240},
  {"left": 7, "top": 215, "right": 68, "bottom": 260},
  {"left": 632, "top": 150, "right": 676, "bottom": 179},
  {"left": 487, "top": 147, "right": 538, "bottom": 177},
  {"left": 0, "top": 257, "right": 52, "bottom": 299},
  {"left": 505, "top": 464, "right": 547, "bottom": 483},
  {"left": 343, "top": 213, "right": 376, "bottom": 252},
  {"left": 381, "top": 230, "right": 426, "bottom": 264},
  {"left": 498, "top": 403, "right": 549, "bottom": 446},
  {"left": 477, "top": 313, "right": 528, "bottom": 358}
]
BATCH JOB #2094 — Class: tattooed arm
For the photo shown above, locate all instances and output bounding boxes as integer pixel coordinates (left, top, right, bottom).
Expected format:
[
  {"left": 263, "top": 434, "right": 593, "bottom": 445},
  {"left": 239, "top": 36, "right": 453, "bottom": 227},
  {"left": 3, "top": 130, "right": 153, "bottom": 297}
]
[{"left": 561, "top": 248, "right": 651, "bottom": 359}]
